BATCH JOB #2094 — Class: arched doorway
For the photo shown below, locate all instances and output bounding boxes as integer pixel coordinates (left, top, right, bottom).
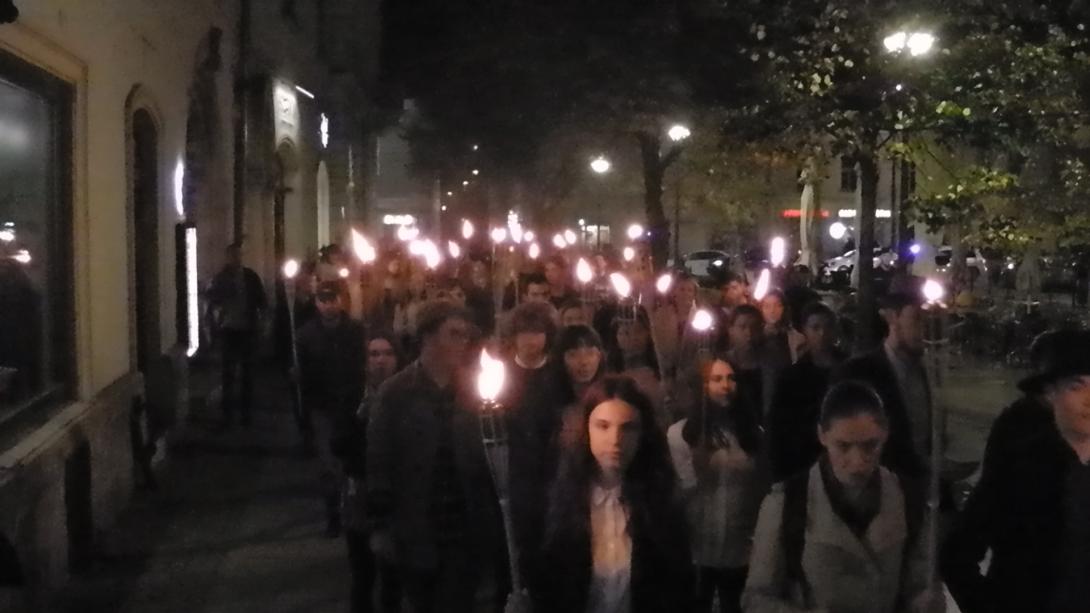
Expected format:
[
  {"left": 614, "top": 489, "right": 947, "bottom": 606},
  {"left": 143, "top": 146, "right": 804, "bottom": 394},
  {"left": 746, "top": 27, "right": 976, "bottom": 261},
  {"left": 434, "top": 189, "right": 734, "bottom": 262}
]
[
  {"left": 316, "top": 160, "right": 330, "bottom": 247},
  {"left": 131, "top": 109, "right": 160, "bottom": 373}
]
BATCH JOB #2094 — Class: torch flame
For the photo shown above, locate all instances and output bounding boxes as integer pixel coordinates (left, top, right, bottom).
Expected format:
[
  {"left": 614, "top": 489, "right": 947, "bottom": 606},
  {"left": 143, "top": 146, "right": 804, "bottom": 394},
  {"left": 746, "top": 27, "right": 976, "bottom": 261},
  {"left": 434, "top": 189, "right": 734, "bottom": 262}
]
[
  {"left": 923, "top": 278, "right": 945, "bottom": 304},
  {"left": 552, "top": 234, "right": 567, "bottom": 249},
  {"left": 409, "top": 239, "right": 426, "bottom": 256},
  {"left": 338, "top": 267, "right": 350, "bottom": 279},
  {"left": 282, "top": 259, "right": 300, "bottom": 279},
  {"left": 609, "top": 272, "right": 632, "bottom": 298},
  {"left": 491, "top": 228, "right": 507, "bottom": 244},
  {"left": 656, "top": 273, "right": 673, "bottom": 295},
  {"left": 770, "top": 236, "right": 787, "bottom": 268},
  {"left": 623, "top": 246, "right": 635, "bottom": 262},
  {"left": 564, "top": 229, "right": 577, "bottom": 245},
  {"left": 397, "top": 225, "right": 419, "bottom": 242},
  {"left": 576, "top": 258, "right": 594, "bottom": 284},
  {"left": 462, "top": 219, "right": 475, "bottom": 240},
  {"left": 477, "top": 349, "right": 506, "bottom": 402},
  {"left": 448, "top": 240, "right": 462, "bottom": 259},
  {"left": 528, "top": 243, "right": 541, "bottom": 259},
  {"left": 524, "top": 230, "right": 535, "bottom": 242},
  {"left": 351, "top": 229, "right": 377, "bottom": 264},
  {"left": 753, "top": 269, "right": 772, "bottom": 301},
  {"left": 423, "top": 240, "right": 442, "bottom": 269},
  {"left": 691, "top": 309, "right": 714, "bottom": 332}
]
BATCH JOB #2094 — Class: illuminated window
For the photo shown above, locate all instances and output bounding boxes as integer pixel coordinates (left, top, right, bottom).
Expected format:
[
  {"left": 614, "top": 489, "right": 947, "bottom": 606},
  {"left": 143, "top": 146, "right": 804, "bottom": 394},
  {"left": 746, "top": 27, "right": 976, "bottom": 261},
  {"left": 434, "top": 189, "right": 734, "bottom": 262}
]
[
  {"left": 840, "top": 156, "right": 858, "bottom": 192},
  {"left": 0, "top": 52, "right": 74, "bottom": 414}
]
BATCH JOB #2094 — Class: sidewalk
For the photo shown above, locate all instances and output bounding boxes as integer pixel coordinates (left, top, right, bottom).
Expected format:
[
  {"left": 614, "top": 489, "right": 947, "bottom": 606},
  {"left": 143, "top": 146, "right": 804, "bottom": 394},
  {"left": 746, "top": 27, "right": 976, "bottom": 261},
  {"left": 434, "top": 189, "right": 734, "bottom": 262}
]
[{"left": 52, "top": 364, "right": 349, "bottom": 613}]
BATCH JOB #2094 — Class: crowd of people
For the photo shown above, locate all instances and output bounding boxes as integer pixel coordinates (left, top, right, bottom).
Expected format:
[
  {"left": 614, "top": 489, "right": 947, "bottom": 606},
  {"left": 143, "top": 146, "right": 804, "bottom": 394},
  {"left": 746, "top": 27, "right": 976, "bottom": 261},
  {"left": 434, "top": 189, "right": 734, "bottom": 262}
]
[{"left": 205, "top": 238, "right": 1090, "bottom": 613}]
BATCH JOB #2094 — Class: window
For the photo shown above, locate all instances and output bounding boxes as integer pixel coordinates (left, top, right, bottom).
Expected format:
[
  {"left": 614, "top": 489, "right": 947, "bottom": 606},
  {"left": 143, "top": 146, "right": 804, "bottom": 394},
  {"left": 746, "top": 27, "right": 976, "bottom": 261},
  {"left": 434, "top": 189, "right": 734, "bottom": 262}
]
[
  {"left": 0, "top": 52, "right": 74, "bottom": 416},
  {"left": 839, "top": 156, "right": 858, "bottom": 192}
]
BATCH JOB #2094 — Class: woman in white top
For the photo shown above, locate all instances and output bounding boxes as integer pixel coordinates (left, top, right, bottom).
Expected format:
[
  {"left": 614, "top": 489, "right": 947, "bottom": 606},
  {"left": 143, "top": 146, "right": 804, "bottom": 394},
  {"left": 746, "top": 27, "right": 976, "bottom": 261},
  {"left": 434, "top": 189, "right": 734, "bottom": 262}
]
[
  {"left": 668, "top": 357, "right": 768, "bottom": 613},
  {"left": 534, "top": 375, "right": 692, "bottom": 613},
  {"left": 742, "top": 381, "right": 937, "bottom": 613}
]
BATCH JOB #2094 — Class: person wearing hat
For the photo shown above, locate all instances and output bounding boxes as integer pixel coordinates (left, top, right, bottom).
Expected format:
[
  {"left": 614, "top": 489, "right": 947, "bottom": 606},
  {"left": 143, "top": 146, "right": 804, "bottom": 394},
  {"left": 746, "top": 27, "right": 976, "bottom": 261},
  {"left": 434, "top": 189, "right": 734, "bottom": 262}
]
[
  {"left": 942, "top": 329, "right": 1090, "bottom": 613},
  {"left": 296, "top": 279, "right": 366, "bottom": 537},
  {"left": 973, "top": 330, "right": 1063, "bottom": 474}
]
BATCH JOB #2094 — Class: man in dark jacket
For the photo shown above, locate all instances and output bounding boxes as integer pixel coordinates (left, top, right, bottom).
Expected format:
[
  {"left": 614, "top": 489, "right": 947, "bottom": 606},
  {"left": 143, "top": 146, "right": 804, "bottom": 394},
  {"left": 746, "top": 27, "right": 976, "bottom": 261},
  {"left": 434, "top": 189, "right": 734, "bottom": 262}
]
[
  {"left": 366, "top": 301, "right": 502, "bottom": 613},
  {"left": 834, "top": 291, "right": 929, "bottom": 480},
  {"left": 768, "top": 302, "right": 846, "bottom": 481},
  {"left": 207, "top": 242, "right": 267, "bottom": 425},
  {"left": 296, "top": 281, "right": 365, "bottom": 537},
  {"left": 943, "top": 330, "right": 1090, "bottom": 613},
  {"left": 500, "top": 301, "right": 560, "bottom": 585}
]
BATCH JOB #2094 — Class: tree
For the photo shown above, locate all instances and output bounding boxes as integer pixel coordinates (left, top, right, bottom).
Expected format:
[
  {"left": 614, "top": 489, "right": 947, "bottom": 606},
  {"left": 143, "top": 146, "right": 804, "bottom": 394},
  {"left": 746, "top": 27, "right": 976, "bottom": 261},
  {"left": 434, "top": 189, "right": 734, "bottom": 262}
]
[{"left": 704, "top": 0, "right": 1090, "bottom": 347}]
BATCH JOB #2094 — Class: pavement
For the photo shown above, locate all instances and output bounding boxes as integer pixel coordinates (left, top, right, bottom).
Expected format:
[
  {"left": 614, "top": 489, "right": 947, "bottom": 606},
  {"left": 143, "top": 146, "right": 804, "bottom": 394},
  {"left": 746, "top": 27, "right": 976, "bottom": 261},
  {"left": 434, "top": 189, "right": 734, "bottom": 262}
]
[{"left": 51, "top": 363, "right": 350, "bottom": 613}]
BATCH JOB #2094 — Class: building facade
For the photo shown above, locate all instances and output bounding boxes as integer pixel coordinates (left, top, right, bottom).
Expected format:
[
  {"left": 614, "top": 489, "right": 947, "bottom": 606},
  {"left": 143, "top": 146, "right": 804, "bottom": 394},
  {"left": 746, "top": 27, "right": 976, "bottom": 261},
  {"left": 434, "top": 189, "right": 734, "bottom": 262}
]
[{"left": 0, "top": 0, "right": 379, "bottom": 606}]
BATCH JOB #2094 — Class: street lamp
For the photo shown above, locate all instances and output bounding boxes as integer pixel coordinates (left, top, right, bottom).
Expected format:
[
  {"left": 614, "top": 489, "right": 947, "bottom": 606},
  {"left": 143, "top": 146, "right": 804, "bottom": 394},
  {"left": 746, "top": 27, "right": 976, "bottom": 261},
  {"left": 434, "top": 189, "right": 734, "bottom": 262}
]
[
  {"left": 829, "top": 222, "right": 848, "bottom": 240},
  {"left": 667, "top": 124, "right": 692, "bottom": 142},
  {"left": 884, "top": 30, "right": 935, "bottom": 56},
  {"left": 590, "top": 156, "right": 612, "bottom": 174}
]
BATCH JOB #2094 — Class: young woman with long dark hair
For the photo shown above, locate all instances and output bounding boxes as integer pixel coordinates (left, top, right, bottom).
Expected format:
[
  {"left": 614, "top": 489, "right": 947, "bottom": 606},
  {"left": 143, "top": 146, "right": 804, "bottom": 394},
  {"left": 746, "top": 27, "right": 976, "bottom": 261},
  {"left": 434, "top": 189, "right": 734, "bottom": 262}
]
[
  {"left": 534, "top": 375, "right": 693, "bottom": 613},
  {"left": 667, "top": 357, "right": 768, "bottom": 613}
]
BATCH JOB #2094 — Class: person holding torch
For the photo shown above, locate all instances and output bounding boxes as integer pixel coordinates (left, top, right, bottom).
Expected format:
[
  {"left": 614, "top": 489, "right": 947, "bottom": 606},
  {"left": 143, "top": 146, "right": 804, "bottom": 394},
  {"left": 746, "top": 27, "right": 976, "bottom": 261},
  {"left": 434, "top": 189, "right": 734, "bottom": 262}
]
[{"left": 366, "top": 301, "right": 503, "bottom": 613}]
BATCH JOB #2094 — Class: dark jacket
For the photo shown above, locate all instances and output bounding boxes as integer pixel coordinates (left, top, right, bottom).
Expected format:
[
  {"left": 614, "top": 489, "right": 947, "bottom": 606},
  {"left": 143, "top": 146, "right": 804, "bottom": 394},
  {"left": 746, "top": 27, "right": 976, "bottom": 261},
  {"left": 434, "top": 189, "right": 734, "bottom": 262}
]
[
  {"left": 366, "top": 362, "right": 502, "bottom": 571},
  {"left": 534, "top": 494, "right": 694, "bottom": 613},
  {"left": 834, "top": 348, "right": 925, "bottom": 479},
  {"left": 296, "top": 314, "right": 365, "bottom": 414},
  {"left": 768, "top": 352, "right": 841, "bottom": 481},
  {"left": 207, "top": 266, "right": 266, "bottom": 330},
  {"left": 942, "top": 419, "right": 1090, "bottom": 613},
  {"left": 504, "top": 362, "right": 560, "bottom": 584}
]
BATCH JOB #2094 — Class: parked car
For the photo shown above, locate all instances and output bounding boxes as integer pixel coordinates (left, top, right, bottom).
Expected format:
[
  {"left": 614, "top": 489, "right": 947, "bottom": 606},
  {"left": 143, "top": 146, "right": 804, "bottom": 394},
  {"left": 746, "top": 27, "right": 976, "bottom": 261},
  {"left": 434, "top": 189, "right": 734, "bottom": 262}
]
[
  {"left": 819, "top": 247, "right": 897, "bottom": 288},
  {"left": 934, "top": 246, "right": 988, "bottom": 286},
  {"left": 681, "top": 250, "right": 732, "bottom": 286}
]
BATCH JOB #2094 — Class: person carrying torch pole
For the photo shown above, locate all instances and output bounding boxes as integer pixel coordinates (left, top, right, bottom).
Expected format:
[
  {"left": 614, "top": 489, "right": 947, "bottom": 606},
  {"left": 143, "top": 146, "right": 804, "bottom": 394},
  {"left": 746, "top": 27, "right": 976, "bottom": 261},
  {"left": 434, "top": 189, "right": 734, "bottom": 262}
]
[
  {"left": 282, "top": 259, "right": 307, "bottom": 435},
  {"left": 476, "top": 349, "right": 531, "bottom": 612}
]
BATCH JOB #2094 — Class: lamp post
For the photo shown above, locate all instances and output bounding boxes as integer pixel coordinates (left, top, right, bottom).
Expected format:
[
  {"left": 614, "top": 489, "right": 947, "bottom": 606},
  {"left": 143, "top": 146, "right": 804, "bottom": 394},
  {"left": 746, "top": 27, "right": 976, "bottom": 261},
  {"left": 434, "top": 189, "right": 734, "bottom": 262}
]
[
  {"left": 476, "top": 349, "right": 522, "bottom": 596},
  {"left": 590, "top": 157, "right": 612, "bottom": 249},
  {"left": 885, "top": 29, "right": 935, "bottom": 259},
  {"left": 667, "top": 124, "right": 692, "bottom": 264}
]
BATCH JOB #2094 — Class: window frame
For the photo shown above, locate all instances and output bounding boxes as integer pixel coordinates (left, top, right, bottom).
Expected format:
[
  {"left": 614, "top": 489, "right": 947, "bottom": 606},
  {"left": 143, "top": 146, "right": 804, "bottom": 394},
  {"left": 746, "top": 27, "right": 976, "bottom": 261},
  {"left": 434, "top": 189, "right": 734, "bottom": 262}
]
[{"left": 0, "top": 49, "right": 76, "bottom": 426}]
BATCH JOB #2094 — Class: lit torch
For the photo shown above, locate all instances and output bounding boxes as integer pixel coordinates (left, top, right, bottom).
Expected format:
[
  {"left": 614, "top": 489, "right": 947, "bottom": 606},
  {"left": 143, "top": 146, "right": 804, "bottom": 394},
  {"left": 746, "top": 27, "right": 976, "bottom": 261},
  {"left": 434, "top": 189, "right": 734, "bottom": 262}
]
[
  {"left": 920, "top": 276, "right": 947, "bottom": 593},
  {"left": 476, "top": 349, "right": 522, "bottom": 595},
  {"left": 753, "top": 269, "right": 772, "bottom": 302},
  {"left": 610, "top": 272, "right": 635, "bottom": 322},
  {"left": 576, "top": 257, "right": 594, "bottom": 304},
  {"left": 282, "top": 259, "right": 306, "bottom": 431},
  {"left": 690, "top": 307, "right": 715, "bottom": 360}
]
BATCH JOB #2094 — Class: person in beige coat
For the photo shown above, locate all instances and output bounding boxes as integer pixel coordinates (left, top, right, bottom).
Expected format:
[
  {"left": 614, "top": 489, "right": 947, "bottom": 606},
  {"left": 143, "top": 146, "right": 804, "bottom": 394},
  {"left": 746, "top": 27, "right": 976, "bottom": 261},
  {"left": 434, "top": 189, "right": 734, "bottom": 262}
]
[{"left": 742, "top": 381, "right": 941, "bottom": 613}]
